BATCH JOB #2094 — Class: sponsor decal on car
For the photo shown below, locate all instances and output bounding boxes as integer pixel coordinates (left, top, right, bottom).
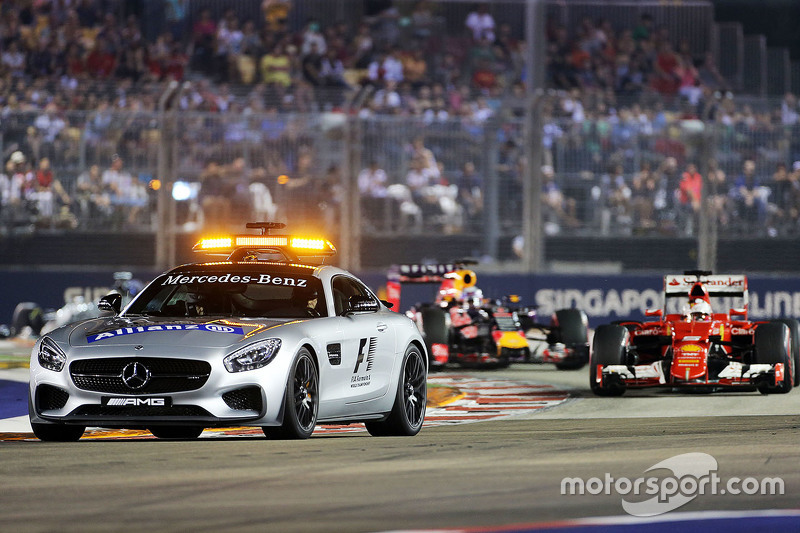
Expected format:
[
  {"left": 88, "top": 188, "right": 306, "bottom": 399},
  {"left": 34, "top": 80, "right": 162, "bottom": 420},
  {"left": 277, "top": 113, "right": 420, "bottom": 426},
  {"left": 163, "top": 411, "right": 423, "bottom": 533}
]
[
  {"left": 87, "top": 323, "right": 245, "bottom": 343},
  {"left": 161, "top": 273, "right": 309, "bottom": 287}
]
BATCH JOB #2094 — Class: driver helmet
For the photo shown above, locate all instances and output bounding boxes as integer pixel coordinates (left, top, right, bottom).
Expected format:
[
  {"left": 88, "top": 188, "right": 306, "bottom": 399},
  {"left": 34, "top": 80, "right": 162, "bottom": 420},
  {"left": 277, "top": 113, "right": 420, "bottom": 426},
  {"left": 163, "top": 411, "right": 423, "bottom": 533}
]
[
  {"left": 689, "top": 299, "right": 712, "bottom": 320},
  {"left": 461, "top": 286, "right": 483, "bottom": 306},
  {"left": 687, "top": 282, "right": 712, "bottom": 320},
  {"left": 436, "top": 279, "right": 461, "bottom": 306}
]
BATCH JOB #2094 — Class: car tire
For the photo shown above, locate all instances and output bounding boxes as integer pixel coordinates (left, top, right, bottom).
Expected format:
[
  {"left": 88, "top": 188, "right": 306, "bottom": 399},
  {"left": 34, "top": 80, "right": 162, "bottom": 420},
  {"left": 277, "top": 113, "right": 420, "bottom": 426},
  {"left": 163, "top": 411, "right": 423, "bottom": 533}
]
[
  {"left": 148, "top": 426, "right": 204, "bottom": 439},
  {"left": 420, "top": 306, "right": 448, "bottom": 366},
  {"left": 553, "top": 309, "right": 589, "bottom": 370},
  {"left": 365, "top": 344, "right": 427, "bottom": 437},
  {"left": 774, "top": 318, "right": 800, "bottom": 387},
  {"left": 754, "top": 322, "right": 793, "bottom": 394},
  {"left": 589, "top": 324, "right": 629, "bottom": 397},
  {"left": 31, "top": 422, "right": 85, "bottom": 442},
  {"left": 11, "top": 302, "right": 45, "bottom": 337},
  {"left": 263, "top": 348, "right": 319, "bottom": 439}
]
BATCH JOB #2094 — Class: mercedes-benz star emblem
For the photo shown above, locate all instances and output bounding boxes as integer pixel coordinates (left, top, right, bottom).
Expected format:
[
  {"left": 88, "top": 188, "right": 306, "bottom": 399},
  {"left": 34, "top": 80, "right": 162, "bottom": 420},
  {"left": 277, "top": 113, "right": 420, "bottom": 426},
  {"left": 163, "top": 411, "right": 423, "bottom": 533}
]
[{"left": 121, "top": 362, "right": 151, "bottom": 390}]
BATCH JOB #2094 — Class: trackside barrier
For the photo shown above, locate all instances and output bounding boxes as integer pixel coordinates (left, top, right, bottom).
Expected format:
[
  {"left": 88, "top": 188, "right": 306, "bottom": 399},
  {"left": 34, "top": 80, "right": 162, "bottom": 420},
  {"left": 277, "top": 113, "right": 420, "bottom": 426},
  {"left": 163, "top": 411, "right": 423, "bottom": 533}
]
[{"left": 4, "top": 270, "right": 800, "bottom": 329}]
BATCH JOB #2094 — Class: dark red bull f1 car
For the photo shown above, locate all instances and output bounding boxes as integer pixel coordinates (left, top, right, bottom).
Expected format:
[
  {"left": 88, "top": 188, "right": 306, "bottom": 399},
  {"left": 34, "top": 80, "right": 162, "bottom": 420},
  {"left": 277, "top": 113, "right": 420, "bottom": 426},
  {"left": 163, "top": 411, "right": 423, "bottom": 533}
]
[
  {"left": 591, "top": 271, "right": 798, "bottom": 396},
  {"left": 387, "top": 263, "right": 589, "bottom": 370}
]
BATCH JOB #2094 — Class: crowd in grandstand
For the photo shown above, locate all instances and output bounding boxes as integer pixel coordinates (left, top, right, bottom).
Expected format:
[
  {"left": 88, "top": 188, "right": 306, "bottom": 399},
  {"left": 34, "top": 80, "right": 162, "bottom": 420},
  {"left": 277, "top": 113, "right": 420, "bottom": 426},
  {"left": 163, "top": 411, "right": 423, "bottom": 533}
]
[{"left": 0, "top": 0, "right": 799, "bottom": 238}]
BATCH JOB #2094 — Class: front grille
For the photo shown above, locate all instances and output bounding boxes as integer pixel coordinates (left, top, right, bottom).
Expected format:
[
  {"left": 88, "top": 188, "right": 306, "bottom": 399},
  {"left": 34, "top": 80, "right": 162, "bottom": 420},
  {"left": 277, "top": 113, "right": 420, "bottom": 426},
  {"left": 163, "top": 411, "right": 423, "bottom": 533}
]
[
  {"left": 71, "top": 405, "right": 212, "bottom": 417},
  {"left": 70, "top": 358, "right": 211, "bottom": 394},
  {"left": 222, "top": 386, "right": 263, "bottom": 411},
  {"left": 37, "top": 385, "right": 69, "bottom": 411}
]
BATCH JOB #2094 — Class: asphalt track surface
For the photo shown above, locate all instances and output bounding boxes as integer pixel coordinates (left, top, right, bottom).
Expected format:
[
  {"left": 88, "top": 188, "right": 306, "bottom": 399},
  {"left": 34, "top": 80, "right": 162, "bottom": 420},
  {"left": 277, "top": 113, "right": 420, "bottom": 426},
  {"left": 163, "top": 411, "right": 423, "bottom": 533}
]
[{"left": 1, "top": 343, "right": 799, "bottom": 532}]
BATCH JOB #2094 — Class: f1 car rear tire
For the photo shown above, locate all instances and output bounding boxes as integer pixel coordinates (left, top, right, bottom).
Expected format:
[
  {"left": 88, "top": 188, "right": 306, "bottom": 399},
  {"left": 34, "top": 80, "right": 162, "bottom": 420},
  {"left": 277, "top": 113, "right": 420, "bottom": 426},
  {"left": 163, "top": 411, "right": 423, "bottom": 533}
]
[
  {"left": 11, "top": 302, "right": 45, "bottom": 337},
  {"left": 148, "top": 426, "right": 204, "bottom": 439},
  {"left": 264, "top": 348, "right": 319, "bottom": 439},
  {"left": 754, "top": 322, "right": 793, "bottom": 394},
  {"left": 31, "top": 422, "right": 85, "bottom": 442},
  {"left": 365, "top": 344, "right": 427, "bottom": 437},
  {"left": 554, "top": 309, "right": 589, "bottom": 371},
  {"left": 589, "top": 324, "right": 629, "bottom": 397},
  {"left": 420, "top": 306, "right": 449, "bottom": 366},
  {"left": 774, "top": 318, "right": 800, "bottom": 387}
]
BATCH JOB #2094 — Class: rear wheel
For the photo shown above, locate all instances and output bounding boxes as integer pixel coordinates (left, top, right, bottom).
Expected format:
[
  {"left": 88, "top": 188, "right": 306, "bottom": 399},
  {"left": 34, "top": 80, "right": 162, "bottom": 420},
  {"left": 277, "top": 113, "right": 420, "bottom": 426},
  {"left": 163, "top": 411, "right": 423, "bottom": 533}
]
[
  {"left": 589, "top": 324, "right": 629, "bottom": 397},
  {"left": 263, "top": 348, "right": 319, "bottom": 439},
  {"left": 553, "top": 309, "right": 589, "bottom": 370},
  {"left": 11, "top": 302, "right": 45, "bottom": 337},
  {"left": 774, "top": 318, "right": 800, "bottom": 387},
  {"left": 754, "top": 322, "right": 793, "bottom": 394},
  {"left": 31, "top": 422, "right": 85, "bottom": 442},
  {"left": 420, "top": 306, "right": 449, "bottom": 367},
  {"left": 366, "top": 345, "right": 427, "bottom": 437},
  {"left": 148, "top": 426, "right": 204, "bottom": 439}
]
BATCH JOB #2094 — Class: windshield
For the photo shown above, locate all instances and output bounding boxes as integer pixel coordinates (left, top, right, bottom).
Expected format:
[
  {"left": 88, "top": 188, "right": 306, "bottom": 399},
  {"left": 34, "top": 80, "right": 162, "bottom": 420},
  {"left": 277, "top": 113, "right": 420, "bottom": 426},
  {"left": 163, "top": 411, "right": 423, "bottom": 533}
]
[{"left": 125, "top": 270, "right": 327, "bottom": 319}]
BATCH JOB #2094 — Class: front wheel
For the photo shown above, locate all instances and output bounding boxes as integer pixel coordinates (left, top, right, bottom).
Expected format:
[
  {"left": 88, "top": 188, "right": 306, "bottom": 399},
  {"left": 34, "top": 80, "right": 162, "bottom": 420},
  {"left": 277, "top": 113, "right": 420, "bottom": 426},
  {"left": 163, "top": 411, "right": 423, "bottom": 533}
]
[
  {"left": 754, "top": 322, "right": 793, "bottom": 394},
  {"left": 366, "top": 345, "right": 427, "bottom": 437},
  {"left": 774, "top": 318, "right": 800, "bottom": 387},
  {"left": 31, "top": 422, "right": 85, "bottom": 442},
  {"left": 589, "top": 324, "right": 629, "bottom": 397},
  {"left": 263, "top": 348, "right": 319, "bottom": 439},
  {"left": 149, "top": 426, "right": 204, "bottom": 439}
]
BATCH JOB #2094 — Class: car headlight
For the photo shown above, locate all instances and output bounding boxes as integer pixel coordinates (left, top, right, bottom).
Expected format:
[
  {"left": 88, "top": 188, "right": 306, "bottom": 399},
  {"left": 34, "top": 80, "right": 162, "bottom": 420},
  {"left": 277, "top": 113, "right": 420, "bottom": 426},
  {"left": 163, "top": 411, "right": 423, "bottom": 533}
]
[
  {"left": 224, "top": 339, "right": 282, "bottom": 372},
  {"left": 38, "top": 337, "right": 66, "bottom": 372}
]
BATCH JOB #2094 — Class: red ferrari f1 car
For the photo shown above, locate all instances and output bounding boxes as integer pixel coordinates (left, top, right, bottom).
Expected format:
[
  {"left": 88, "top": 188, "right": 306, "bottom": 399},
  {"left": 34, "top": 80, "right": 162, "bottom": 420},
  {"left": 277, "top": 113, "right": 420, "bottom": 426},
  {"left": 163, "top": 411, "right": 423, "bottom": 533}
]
[
  {"left": 387, "top": 263, "right": 589, "bottom": 369},
  {"left": 591, "top": 271, "right": 798, "bottom": 396}
]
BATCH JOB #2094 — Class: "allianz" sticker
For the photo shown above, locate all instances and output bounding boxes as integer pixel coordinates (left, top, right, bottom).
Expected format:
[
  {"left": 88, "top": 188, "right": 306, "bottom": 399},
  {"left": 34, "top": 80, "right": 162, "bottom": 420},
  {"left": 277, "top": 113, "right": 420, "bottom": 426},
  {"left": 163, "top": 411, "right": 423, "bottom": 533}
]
[{"left": 87, "top": 324, "right": 245, "bottom": 343}]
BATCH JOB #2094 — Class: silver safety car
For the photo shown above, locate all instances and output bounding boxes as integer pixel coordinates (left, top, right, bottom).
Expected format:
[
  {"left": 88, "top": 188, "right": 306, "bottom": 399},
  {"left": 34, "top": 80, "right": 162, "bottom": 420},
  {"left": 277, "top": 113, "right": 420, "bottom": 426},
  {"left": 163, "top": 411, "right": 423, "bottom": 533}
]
[{"left": 29, "top": 223, "right": 428, "bottom": 441}]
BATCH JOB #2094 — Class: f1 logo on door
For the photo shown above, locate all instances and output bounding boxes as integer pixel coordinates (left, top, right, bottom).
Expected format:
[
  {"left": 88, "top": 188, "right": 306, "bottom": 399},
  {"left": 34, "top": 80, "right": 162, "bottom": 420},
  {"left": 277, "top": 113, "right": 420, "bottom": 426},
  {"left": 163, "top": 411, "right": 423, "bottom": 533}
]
[{"left": 353, "top": 337, "right": 377, "bottom": 373}]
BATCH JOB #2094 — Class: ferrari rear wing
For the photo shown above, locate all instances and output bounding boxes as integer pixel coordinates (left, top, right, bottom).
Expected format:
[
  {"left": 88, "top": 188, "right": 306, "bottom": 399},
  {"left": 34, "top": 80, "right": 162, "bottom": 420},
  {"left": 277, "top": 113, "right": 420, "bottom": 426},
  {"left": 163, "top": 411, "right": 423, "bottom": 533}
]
[{"left": 664, "top": 273, "right": 748, "bottom": 298}]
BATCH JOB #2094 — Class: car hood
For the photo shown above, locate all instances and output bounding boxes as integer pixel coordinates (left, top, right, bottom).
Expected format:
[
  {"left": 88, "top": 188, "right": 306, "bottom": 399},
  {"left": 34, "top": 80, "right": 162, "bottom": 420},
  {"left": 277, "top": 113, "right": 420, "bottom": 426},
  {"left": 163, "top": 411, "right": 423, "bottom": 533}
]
[{"left": 67, "top": 316, "right": 295, "bottom": 348}]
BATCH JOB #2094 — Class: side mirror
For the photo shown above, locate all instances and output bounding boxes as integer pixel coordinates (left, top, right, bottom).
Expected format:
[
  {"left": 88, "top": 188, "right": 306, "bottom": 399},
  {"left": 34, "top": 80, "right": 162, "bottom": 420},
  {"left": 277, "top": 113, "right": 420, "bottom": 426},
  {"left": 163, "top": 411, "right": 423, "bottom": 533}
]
[
  {"left": 380, "top": 300, "right": 394, "bottom": 309},
  {"left": 347, "top": 295, "right": 379, "bottom": 314},
  {"left": 98, "top": 293, "right": 122, "bottom": 315},
  {"left": 730, "top": 308, "right": 747, "bottom": 318},
  {"left": 644, "top": 309, "right": 663, "bottom": 317}
]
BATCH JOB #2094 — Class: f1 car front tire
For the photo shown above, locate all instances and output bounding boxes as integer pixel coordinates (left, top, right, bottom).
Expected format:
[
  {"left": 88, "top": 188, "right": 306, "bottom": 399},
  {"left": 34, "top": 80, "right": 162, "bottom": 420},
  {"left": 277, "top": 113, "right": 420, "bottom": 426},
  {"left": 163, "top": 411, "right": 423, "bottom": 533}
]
[
  {"left": 754, "top": 322, "right": 793, "bottom": 394},
  {"left": 589, "top": 324, "right": 628, "bottom": 397},
  {"left": 365, "top": 344, "right": 427, "bottom": 437},
  {"left": 553, "top": 309, "right": 589, "bottom": 370},
  {"left": 774, "top": 318, "right": 800, "bottom": 387},
  {"left": 264, "top": 348, "right": 319, "bottom": 439}
]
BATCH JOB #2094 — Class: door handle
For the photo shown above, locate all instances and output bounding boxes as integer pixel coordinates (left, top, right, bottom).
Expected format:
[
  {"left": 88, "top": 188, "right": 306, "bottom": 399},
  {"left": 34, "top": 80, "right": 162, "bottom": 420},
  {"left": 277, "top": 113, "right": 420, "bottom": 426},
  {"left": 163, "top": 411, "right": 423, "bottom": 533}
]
[{"left": 376, "top": 322, "right": 388, "bottom": 332}]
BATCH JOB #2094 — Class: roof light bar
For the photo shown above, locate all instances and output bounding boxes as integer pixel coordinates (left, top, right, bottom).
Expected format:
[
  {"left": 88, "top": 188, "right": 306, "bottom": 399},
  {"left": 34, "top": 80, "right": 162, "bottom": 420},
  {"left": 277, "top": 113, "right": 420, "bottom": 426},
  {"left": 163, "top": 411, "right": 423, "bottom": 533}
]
[{"left": 193, "top": 234, "right": 335, "bottom": 256}]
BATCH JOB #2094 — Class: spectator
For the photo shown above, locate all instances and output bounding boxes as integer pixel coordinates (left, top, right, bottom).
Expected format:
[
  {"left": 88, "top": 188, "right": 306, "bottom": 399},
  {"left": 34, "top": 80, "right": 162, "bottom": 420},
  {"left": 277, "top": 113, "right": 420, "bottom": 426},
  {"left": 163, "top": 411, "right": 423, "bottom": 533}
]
[
  {"left": 191, "top": 8, "right": 217, "bottom": 75},
  {"left": 729, "top": 159, "right": 769, "bottom": 230},
  {"left": 358, "top": 160, "right": 389, "bottom": 198},
  {"left": 301, "top": 41, "right": 324, "bottom": 88},
  {"left": 541, "top": 165, "right": 578, "bottom": 235},
  {"left": 102, "top": 154, "right": 146, "bottom": 228},
  {"left": 706, "top": 158, "right": 729, "bottom": 226},
  {"left": 76, "top": 163, "right": 112, "bottom": 227},
  {"left": 607, "top": 168, "right": 632, "bottom": 233},
  {"left": 319, "top": 47, "right": 350, "bottom": 106},
  {"left": 33, "top": 157, "right": 74, "bottom": 227},
  {"left": 260, "top": 42, "right": 292, "bottom": 89},
  {"left": 677, "top": 162, "right": 702, "bottom": 234},
  {"left": 630, "top": 162, "right": 658, "bottom": 231},
  {"left": 300, "top": 19, "right": 326, "bottom": 56},
  {"left": 465, "top": 3, "right": 495, "bottom": 42},
  {"left": 349, "top": 22, "right": 374, "bottom": 70}
]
